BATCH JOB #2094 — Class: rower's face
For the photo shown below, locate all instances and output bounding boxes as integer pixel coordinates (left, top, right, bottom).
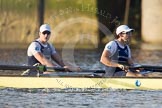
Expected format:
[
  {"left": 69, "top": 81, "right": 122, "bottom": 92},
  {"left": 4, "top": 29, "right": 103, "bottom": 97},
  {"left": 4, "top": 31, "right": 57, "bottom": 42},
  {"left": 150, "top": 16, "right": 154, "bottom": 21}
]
[
  {"left": 120, "top": 32, "right": 132, "bottom": 42},
  {"left": 39, "top": 31, "right": 51, "bottom": 43}
]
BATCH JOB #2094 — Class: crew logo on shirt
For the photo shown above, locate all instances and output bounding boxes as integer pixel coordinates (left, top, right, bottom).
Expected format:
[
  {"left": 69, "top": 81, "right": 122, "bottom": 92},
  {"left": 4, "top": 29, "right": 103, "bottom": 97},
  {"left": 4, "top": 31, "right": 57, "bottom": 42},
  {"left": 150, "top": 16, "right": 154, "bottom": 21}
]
[
  {"left": 108, "top": 46, "right": 111, "bottom": 49},
  {"left": 35, "top": 47, "right": 40, "bottom": 51}
]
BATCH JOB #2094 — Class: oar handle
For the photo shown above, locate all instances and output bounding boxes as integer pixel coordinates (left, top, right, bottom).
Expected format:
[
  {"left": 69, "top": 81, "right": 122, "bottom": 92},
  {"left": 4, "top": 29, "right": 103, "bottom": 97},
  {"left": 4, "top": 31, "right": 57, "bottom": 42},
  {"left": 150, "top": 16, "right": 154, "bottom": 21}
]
[{"left": 46, "top": 67, "right": 65, "bottom": 72}]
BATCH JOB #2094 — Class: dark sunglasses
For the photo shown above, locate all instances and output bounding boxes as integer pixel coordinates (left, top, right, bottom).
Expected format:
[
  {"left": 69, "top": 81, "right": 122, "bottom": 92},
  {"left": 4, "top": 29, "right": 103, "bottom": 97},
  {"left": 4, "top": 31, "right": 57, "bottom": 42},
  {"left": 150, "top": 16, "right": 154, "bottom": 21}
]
[
  {"left": 42, "top": 31, "right": 51, "bottom": 35},
  {"left": 121, "top": 32, "right": 132, "bottom": 35}
]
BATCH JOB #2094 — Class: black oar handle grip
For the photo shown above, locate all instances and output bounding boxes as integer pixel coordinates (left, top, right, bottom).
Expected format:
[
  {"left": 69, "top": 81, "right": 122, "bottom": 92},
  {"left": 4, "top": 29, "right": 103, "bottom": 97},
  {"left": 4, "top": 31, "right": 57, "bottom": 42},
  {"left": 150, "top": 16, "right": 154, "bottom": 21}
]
[{"left": 45, "top": 66, "right": 66, "bottom": 72}]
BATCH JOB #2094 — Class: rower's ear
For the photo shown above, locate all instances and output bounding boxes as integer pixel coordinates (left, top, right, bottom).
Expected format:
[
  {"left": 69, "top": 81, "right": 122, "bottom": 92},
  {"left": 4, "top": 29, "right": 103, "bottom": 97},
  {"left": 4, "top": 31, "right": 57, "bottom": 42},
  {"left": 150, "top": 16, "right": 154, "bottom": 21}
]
[
  {"left": 39, "top": 32, "right": 41, "bottom": 36},
  {"left": 118, "top": 33, "right": 123, "bottom": 37}
]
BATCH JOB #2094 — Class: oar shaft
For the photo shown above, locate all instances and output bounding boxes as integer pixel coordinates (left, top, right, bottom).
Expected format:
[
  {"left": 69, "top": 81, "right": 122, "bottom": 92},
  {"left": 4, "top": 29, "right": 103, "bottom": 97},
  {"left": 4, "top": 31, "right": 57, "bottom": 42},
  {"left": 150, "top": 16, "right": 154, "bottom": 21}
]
[
  {"left": 142, "top": 65, "right": 162, "bottom": 69},
  {"left": 0, "top": 65, "right": 37, "bottom": 70},
  {"left": 81, "top": 69, "right": 105, "bottom": 73},
  {"left": 130, "top": 65, "right": 162, "bottom": 69},
  {"left": 46, "top": 67, "right": 105, "bottom": 73},
  {"left": 142, "top": 68, "right": 162, "bottom": 72},
  {"left": 0, "top": 65, "right": 105, "bottom": 73},
  {"left": 42, "top": 72, "right": 103, "bottom": 77},
  {"left": 129, "top": 65, "right": 162, "bottom": 72}
]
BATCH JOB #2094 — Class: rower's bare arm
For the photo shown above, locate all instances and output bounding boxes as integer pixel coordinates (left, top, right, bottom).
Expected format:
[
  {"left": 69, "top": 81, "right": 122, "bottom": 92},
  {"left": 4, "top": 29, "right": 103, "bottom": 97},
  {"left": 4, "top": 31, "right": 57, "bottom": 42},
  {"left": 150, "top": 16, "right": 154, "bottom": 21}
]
[
  {"left": 51, "top": 53, "right": 81, "bottom": 71},
  {"left": 128, "top": 58, "right": 134, "bottom": 65},
  {"left": 51, "top": 53, "right": 65, "bottom": 67},
  {"left": 100, "top": 50, "right": 123, "bottom": 68},
  {"left": 34, "top": 52, "right": 54, "bottom": 67}
]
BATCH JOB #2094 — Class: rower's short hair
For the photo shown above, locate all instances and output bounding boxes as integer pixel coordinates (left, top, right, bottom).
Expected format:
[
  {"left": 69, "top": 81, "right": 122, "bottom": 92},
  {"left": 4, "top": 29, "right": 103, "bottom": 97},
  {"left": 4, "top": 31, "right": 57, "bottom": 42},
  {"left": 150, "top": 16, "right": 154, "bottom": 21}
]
[{"left": 114, "top": 34, "right": 120, "bottom": 39}]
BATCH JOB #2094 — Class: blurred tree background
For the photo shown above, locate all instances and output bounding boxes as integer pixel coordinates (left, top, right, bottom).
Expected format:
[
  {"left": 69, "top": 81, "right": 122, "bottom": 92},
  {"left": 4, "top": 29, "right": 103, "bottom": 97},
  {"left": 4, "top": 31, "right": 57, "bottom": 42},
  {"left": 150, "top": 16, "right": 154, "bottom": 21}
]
[
  {"left": 97, "top": 0, "right": 141, "bottom": 47},
  {"left": 0, "top": 0, "right": 162, "bottom": 49}
]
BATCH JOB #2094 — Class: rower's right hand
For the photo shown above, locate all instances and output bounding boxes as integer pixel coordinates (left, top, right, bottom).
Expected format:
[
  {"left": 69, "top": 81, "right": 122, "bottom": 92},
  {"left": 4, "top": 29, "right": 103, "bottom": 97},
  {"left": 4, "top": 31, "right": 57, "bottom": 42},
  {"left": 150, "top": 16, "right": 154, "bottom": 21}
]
[{"left": 119, "top": 65, "right": 129, "bottom": 71}]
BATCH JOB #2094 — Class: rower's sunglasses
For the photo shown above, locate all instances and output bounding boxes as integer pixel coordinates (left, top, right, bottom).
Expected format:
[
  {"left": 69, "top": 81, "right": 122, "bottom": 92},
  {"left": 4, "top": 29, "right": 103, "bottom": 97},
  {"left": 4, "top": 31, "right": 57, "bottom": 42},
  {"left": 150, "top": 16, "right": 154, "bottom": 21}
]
[
  {"left": 121, "top": 32, "right": 132, "bottom": 35},
  {"left": 42, "top": 31, "right": 51, "bottom": 35}
]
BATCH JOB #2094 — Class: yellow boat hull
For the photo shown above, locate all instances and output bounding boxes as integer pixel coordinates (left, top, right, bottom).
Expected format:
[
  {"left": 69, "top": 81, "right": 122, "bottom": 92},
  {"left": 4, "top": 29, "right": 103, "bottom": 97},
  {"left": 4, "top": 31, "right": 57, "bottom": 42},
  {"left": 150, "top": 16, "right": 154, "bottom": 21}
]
[{"left": 0, "top": 76, "right": 162, "bottom": 90}]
